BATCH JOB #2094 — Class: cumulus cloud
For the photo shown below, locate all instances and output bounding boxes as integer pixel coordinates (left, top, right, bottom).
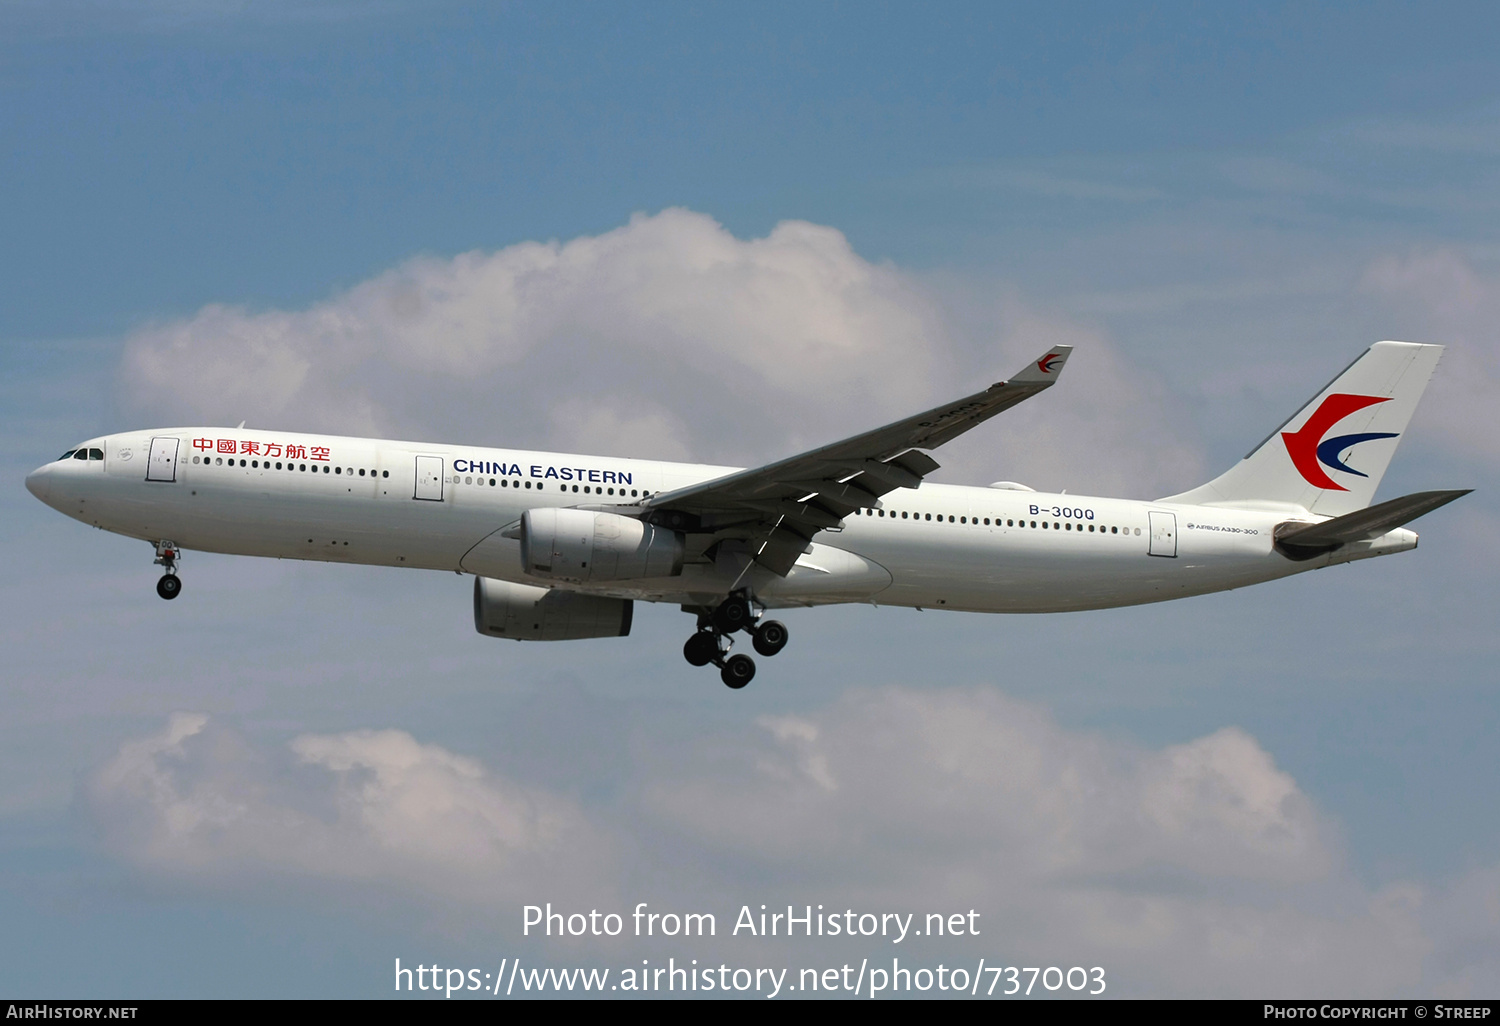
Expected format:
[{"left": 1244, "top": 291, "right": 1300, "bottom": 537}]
[
  {"left": 121, "top": 209, "right": 943, "bottom": 458},
  {"left": 85, "top": 712, "right": 612, "bottom": 904},
  {"left": 118, "top": 208, "right": 1200, "bottom": 494},
  {"left": 651, "top": 689, "right": 1332, "bottom": 884},
  {"left": 85, "top": 690, "right": 1500, "bottom": 996},
  {"left": 643, "top": 688, "right": 1432, "bottom": 997}
]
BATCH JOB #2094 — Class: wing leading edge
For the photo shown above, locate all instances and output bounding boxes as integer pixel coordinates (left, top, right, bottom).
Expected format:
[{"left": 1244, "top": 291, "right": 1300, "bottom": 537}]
[{"left": 636, "top": 345, "right": 1073, "bottom": 575}]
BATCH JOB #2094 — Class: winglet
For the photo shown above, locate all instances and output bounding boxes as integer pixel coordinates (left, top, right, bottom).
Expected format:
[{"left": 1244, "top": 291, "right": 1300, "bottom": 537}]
[{"left": 1009, "top": 345, "right": 1073, "bottom": 385}]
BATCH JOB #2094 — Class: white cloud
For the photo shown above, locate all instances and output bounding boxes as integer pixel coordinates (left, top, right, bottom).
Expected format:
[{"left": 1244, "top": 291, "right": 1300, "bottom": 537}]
[
  {"left": 120, "top": 209, "right": 944, "bottom": 461},
  {"left": 544, "top": 398, "right": 696, "bottom": 464},
  {"left": 85, "top": 691, "right": 1500, "bottom": 996},
  {"left": 637, "top": 687, "right": 1458, "bottom": 996},
  {"left": 85, "top": 712, "right": 612, "bottom": 904},
  {"left": 647, "top": 688, "right": 1336, "bottom": 888},
  {"left": 118, "top": 209, "right": 1199, "bottom": 494}
]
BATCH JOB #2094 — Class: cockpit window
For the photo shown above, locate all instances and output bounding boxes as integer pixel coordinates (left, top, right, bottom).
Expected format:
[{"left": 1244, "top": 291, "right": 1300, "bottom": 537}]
[
  {"left": 73, "top": 449, "right": 89, "bottom": 460},
  {"left": 59, "top": 450, "right": 77, "bottom": 461},
  {"left": 88, "top": 448, "right": 104, "bottom": 460}
]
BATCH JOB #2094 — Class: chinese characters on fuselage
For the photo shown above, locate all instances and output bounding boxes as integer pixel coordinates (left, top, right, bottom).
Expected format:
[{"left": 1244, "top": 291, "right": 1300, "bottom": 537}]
[{"left": 194, "top": 438, "right": 330, "bottom": 461}]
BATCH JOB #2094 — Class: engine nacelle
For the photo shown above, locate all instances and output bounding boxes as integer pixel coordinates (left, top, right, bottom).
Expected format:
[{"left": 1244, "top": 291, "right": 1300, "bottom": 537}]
[
  {"left": 473, "top": 577, "right": 633, "bottom": 641},
  {"left": 519, "top": 508, "right": 684, "bottom": 583}
]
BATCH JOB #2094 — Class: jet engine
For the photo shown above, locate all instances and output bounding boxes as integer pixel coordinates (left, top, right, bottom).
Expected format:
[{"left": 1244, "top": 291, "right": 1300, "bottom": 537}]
[
  {"left": 519, "top": 508, "right": 684, "bottom": 583},
  {"left": 473, "top": 577, "right": 632, "bottom": 641}
]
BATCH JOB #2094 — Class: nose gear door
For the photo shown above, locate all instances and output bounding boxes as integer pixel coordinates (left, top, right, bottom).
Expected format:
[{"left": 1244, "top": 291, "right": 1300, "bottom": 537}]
[{"left": 146, "top": 436, "right": 180, "bottom": 483}]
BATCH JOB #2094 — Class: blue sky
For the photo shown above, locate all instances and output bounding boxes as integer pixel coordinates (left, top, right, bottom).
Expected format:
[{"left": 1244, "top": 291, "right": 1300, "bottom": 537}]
[{"left": 3, "top": 1, "right": 1499, "bottom": 998}]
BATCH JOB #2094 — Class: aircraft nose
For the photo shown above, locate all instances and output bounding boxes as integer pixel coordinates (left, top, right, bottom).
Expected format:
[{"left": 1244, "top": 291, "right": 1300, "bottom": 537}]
[{"left": 25, "top": 464, "right": 53, "bottom": 503}]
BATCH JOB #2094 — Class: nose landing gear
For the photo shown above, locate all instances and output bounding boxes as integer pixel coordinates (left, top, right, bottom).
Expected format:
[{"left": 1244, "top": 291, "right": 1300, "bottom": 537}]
[
  {"left": 153, "top": 540, "right": 182, "bottom": 600},
  {"left": 681, "top": 593, "right": 789, "bottom": 689}
]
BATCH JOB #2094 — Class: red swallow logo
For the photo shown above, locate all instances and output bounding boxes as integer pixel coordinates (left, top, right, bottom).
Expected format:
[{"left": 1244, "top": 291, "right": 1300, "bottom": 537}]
[
  {"left": 1281, "top": 393, "right": 1394, "bottom": 491},
  {"left": 1037, "top": 353, "right": 1061, "bottom": 374}
]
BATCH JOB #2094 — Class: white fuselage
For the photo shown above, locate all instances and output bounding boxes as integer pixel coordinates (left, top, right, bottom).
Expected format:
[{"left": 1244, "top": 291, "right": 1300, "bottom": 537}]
[{"left": 26, "top": 427, "right": 1417, "bottom": 614}]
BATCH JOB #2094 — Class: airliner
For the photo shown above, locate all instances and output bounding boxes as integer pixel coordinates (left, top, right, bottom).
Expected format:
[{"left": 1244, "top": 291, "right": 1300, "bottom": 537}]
[{"left": 26, "top": 341, "right": 1467, "bottom": 688}]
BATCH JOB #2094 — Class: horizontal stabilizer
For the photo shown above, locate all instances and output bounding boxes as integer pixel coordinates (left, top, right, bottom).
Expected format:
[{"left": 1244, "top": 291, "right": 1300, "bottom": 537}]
[{"left": 1274, "top": 489, "right": 1470, "bottom": 560}]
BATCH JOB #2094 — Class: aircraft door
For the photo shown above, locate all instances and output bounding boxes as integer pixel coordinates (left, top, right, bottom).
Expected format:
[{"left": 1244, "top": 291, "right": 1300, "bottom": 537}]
[
  {"left": 1148, "top": 511, "right": 1177, "bottom": 557},
  {"left": 145, "top": 436, "right": 180, "bottom": 483},
  {"left": 414, "top": 456, "right": 444, "bottom": 501}
]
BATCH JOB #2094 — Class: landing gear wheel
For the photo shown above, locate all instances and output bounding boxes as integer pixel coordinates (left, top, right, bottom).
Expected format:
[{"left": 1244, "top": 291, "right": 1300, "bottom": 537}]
[
  {"left": 712, "top": 595, "right": 755, "bottom": 634},
  {"left": 156, "top": 574, "right": 181, "bottom": 600},
  {"left": 721, "top": 653, "right": 756, "bottom": 689},
  {"left": 683, "top": 631, "right": 719, "bottom": 667},
  {"left": 752, "top": 619, "right": 788, "bottom": 657}
]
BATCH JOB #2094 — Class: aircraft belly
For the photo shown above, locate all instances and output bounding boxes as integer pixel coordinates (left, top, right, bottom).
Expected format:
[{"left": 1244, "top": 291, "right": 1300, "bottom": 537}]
[
  {"left": 461, "top": 533, "right": 892, "bottom": 607},
  {"left": 91, "top": 472, "right": 509, "bottom": 571},
  {"left": 757, "top": 544, "right": 893, "bottom": 604}
]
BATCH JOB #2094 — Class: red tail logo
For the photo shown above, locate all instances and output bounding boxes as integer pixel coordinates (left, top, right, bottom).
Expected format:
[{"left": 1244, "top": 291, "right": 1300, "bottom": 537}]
[{"left": 1282, "top": 393, "right": 1395, "bottom": 491}]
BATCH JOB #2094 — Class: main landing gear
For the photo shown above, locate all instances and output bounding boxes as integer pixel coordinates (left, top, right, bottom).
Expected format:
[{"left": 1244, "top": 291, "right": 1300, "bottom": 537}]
[
  {"left": 682, "top": 593, "right": 788, "bottom": 689},
  {"left": 153, "top": 540, "right": 182, "bottom": 600}
]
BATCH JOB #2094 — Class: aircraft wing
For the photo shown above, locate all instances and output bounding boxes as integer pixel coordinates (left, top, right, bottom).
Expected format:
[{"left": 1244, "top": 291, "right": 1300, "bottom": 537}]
[{"left": 636, "top": 345, "right": 1073, "bottom": 575}]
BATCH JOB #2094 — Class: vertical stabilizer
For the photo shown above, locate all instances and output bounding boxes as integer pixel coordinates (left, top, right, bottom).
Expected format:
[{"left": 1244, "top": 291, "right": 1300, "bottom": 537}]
[{"left": 1159, "top": 342, "right": 1443, "bottom": 516}]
